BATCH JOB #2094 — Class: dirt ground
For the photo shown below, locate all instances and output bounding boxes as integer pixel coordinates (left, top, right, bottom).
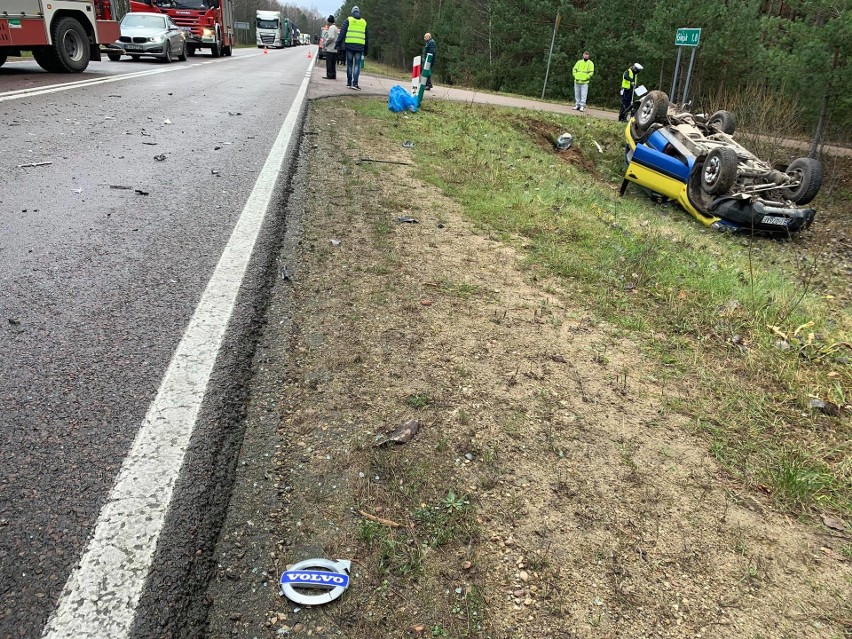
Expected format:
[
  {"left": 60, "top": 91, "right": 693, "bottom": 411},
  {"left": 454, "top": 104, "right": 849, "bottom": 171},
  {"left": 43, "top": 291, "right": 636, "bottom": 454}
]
[{"left": 204, "top": 97, "right": 851, "bottom": 639}]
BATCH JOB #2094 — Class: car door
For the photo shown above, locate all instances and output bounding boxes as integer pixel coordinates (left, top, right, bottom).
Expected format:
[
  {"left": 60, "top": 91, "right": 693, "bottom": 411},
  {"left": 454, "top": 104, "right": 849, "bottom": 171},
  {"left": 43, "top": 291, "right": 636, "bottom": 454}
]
[{"left": 167, "top": 19, "right": 181, "bottom": 54}]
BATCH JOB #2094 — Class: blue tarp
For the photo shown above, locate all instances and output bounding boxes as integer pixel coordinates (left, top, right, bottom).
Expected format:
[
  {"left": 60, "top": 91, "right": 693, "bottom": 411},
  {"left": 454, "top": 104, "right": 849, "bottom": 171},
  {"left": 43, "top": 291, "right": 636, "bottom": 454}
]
[{"left": 388, "top": 85, "right": 418, "bottom": 113}]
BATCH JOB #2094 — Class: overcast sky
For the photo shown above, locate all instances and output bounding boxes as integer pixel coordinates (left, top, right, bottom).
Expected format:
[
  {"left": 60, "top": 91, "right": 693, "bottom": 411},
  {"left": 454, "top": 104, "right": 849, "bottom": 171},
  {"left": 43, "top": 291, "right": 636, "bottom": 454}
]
[{"left": 304, "top": 1, "right": 343, "bottom": 18}]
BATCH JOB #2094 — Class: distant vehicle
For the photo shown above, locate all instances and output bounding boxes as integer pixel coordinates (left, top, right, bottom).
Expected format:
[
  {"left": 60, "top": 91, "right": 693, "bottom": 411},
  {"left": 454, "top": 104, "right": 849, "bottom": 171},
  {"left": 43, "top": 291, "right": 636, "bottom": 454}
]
[
  {"left": 299, "top": 33, "right": 311, "bottom": 45},
  {"left": 256, "top": 10, "right": 284, "bottom": 48},
  {"left": 129, "top": 0, "right": 235, "bottom": 58},
  {"left": 0, "top": 0, "right": 121, "bottom": 73},
  {"left": 622, "top": 91, "right": 822, "bottom": 234},
  {"left": 108, "top": 13, "right": 187, "bottom": 62}
]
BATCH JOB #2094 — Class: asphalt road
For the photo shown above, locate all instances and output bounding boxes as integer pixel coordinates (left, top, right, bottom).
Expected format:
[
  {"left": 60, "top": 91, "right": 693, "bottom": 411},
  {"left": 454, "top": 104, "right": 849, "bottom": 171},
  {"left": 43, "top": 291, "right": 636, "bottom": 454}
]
[{"left": 0, "top": 46, "right": 313, "bottom": 638}]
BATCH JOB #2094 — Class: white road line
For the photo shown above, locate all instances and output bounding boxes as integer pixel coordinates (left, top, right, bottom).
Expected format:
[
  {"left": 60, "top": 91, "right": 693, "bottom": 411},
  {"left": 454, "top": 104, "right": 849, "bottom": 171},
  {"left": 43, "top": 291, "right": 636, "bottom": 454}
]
[
  {"left": 0, "top": 53, "right": 263, "bottom": 102},
  {"left": 40, "top": 61, "right": 315, "bottom": 639}
]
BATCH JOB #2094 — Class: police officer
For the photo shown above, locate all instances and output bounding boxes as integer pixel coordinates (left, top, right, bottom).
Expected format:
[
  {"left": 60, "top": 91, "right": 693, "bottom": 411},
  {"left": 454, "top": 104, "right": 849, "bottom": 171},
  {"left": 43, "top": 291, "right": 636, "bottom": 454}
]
[
  {"left": 336, "top": 5, "right": 369, "bottom": 90},
  {"left": 619, "top": 62, "right": 643, "bottom": 122}
]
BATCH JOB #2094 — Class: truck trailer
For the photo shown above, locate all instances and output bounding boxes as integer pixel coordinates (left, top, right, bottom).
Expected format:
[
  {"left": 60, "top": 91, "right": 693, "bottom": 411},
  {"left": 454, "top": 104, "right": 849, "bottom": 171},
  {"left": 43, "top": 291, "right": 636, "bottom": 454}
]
[
  {"left": 0, "top": 0, "right": 122, "bottom": 72},
  {"left": 129, "top": 0, "right": 234, "bottom": 57},
  {"left": 255, "top": 9, "right": 282, "bottom": 48}
]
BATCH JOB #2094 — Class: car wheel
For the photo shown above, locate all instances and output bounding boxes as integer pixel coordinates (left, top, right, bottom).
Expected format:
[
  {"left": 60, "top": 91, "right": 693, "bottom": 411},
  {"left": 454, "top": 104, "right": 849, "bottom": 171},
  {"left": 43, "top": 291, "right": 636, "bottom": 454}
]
[
  {"left": 107, "top": 53, "right": 122, "bottom": 62},
  {"left": 634, "top": 90, "right": 669, "bottom": 134},
  {"left": 701, "top": 147, "right": 739, "bottom": 195},
  {"left": 782, "top": 157, "right": 822, "bottom": 205},
  {"left": 162, "top": 42, "right": 173, "bottom": 63},
  {"left": 177, "top": 42, "right": 187, "bottom": 61},
  {"left": 707, "top": 110, "right": 736, "bottom": 135},
  {"left": 187, "top": 46, "right": 196, "bottom": 56},
  {"left": 130, "top": 55, "right": 141, "bottom": 61},
  {"left": 223, "top": 44, "right": 232, "bottom": 56},
  {"left": 210, "top": 35, "right": 221, "bottom": 57}
]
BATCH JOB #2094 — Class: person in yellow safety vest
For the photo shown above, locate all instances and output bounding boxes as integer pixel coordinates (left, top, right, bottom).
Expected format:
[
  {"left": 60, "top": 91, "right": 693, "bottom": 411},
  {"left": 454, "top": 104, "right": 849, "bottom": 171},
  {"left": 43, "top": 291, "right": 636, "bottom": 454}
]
[
  {"left": 619, "top": 62, "right": 643, "bottom": 122},
  {"left": 335, "top": 5, "right": 369, "bottom": 90},
  {"left": 572, "top": 51, "right": 594, "bottom": 112}
]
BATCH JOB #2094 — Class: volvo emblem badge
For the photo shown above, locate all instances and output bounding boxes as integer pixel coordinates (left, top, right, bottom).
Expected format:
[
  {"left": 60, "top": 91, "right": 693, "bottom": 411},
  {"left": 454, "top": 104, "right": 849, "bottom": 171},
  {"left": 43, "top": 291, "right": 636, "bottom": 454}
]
[{"left": 279, "top": 558, "right": 351, "bottom": 606}]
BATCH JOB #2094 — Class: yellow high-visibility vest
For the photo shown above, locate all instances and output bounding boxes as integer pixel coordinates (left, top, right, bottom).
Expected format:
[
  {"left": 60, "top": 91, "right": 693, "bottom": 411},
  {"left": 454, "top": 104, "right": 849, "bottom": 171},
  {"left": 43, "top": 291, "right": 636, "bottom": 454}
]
[{"left": 345, "top": 17, "right": 366, "bottom": 46}]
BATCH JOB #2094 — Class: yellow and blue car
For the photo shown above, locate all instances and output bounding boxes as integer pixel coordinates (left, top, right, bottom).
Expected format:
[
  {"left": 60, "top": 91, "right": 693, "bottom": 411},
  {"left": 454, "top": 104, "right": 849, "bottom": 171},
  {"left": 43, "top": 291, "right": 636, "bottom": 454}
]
[{"left": 621, "top": 91, "right": 822, "bottom": 234}]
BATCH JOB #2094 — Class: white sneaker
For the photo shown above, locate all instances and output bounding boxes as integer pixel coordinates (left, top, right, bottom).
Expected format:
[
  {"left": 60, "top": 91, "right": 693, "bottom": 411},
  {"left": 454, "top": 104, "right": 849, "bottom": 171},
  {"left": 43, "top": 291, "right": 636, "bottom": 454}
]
[{"left": 579, "top": 106, "right": 585, "bottom": 112}]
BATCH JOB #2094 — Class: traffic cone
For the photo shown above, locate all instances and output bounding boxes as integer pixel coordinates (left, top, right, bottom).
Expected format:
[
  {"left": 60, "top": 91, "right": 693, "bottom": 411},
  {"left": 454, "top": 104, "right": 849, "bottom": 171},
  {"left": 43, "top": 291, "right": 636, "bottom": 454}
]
[
  {"left": 307, "top": 49, "right": 312, "bottom": 59},
  {"left": 264, "top": 46, "right": 268, "bottom": 55}
]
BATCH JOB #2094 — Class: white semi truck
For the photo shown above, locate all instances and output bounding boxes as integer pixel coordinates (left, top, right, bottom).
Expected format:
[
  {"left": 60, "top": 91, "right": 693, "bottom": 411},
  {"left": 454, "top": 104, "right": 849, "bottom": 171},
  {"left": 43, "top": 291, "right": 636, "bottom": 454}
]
[{"left": 255, "top": 9, "right": 283, "bottom": 49}]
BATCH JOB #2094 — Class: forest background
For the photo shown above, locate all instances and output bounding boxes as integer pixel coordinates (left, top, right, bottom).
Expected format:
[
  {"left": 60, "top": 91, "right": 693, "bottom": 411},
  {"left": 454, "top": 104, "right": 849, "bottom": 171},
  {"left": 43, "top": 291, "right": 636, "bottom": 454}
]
[{"left": 237, "top": 0, "right": 850, "bottom": 149}]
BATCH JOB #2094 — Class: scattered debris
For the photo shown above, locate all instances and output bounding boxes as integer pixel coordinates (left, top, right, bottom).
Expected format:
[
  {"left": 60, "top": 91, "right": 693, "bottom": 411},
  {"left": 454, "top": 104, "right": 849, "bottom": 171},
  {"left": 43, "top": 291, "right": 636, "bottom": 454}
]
[
  {"left": 163, "top": 118, "right": 172, "bottom": 125},
  {"left": 593, "top": 140, "right": 603, "bottom": 153},
  {"left": 820, "top": 513, "right": 846, "bottom": 532},
  {"left": 142, "top": 141, "right": 158, "bottom": 146},
  {"left": 214, "top": 146, "right": 222, "bottom": 150},
  {"left": 17, "top": 161, "right": 52, "bottom": 168},
  {"left": 104, "top": 116, "right": 115, "bottom": 120},
  {"left": 8, "top": 318, "right": 20, "bottom": 326},
  {"left": 556, "top": 133, "right": 573, "bottom": 151},
  {"left": 809, "top": 398, "right": 842, "bottom": 417},
  {"left": 330, "top": 239, "right": 341, "bottom": 246},
  {"left": 357, "top": 510, "right": 402, "bottom": 528},
  {"left": 71, "top": 188, "right": 83, "bottom": 194},
  {"left": 396, "top": 216, "right": 418, "bottom": 223},
  {"left": 211, "top": 169, "right": 220, "bottom": 175},
  {"left": 135, "top": 189, "right": 150, "bottom": 196},
  {"left": 154, "top": 154, "right": 167, "bottom": 162},
  {"left": 109, "top": 185, "right": 132, "bottom": 190},
  {"left": 357, "top": 158, "right": 414, "bottom": 166},
  {"left": 402, "top": 140, "right": 415, "bottom": 148},
  {"left": 228, "top": 112, "right": 243, "bottom": 116},
  {"left": 550, "top": 354, "right": 568, "bottom": 363},
  {"left": 376, "top": 419, "right": 420, "bottom": 446},
  {"left": 420, "top": 299, "right": 433, "bottom": 306},
  {"left": 279, "top": 264, "right": 291, "bottom": 282}
]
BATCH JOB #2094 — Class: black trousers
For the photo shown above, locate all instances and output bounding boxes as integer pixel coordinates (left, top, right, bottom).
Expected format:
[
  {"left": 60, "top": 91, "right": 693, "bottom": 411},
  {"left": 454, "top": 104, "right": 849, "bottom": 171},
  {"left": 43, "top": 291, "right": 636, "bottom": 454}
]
[
  {"left": 618, "top": 88, "right": 633, "bottom": 122},
  {"left": 325, "top": 52, "right": 337, "bottom": 78}
]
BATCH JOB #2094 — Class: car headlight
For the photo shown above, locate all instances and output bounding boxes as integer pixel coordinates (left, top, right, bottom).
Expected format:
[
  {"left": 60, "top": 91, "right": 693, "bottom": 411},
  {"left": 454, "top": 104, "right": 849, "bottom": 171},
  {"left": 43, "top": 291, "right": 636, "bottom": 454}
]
[
  {"left": 149, "top": 35, "right": 166, "bottom": 43},
  {"left": 202, "top": 28, "right": 213, "bottom": 37}
]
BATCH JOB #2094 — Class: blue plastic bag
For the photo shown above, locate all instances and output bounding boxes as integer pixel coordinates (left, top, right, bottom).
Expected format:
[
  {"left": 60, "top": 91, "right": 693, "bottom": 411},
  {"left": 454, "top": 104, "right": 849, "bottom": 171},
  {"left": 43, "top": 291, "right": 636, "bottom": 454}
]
[{"left": 388, "top": 85, "right": 418, "bottom": 113}]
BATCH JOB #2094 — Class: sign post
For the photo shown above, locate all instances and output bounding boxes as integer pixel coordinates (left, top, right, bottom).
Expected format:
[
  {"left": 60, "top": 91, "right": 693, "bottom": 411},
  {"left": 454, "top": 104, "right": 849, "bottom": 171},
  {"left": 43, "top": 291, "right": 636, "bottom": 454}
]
[
  {"left": 672, "top": 28, "right": 701, "bottom": 105},
  {"left": 541, "top": 13, "right": 561, "bottom": 99},
  {"left": 234, "top": 21, "right": 250, "bottom": 45}
]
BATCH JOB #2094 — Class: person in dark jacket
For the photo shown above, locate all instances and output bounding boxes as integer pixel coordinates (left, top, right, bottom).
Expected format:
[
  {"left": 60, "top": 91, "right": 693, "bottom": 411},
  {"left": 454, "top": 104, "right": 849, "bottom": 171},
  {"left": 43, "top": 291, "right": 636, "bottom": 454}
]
[
  {"left": 422, "top": 32, "right": 436, "bottom": 90},
  {"left": 335, "top": 5, "right": 369, "bottom": 90}
]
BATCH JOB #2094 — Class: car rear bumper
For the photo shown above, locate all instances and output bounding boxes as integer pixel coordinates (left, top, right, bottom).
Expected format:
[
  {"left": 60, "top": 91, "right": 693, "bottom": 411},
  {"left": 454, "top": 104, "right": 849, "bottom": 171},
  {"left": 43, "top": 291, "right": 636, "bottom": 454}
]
[{"left": 709, "top": 197, "right": 815, "bottom": 233}]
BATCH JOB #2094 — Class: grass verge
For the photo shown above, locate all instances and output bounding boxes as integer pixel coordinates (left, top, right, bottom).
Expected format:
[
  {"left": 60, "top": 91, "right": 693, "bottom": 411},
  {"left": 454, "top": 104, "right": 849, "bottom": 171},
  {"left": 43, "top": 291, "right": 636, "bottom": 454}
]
[{"left": 349, "top": 98, "right": 851, "bottom": 517}]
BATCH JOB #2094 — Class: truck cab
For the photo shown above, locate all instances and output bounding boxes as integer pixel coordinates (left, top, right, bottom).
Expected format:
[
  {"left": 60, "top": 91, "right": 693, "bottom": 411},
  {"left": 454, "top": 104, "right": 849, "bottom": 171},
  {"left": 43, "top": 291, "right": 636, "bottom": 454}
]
[{"left": 255, "top": 9, "right": 282, "bottom": 49}]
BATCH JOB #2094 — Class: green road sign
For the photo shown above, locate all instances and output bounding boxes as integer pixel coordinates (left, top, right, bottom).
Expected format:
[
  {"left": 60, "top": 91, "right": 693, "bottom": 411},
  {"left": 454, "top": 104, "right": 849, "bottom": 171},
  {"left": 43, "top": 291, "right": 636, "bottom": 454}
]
[{"left": 675, "top": 28, "right": 701, "bottom": 47}]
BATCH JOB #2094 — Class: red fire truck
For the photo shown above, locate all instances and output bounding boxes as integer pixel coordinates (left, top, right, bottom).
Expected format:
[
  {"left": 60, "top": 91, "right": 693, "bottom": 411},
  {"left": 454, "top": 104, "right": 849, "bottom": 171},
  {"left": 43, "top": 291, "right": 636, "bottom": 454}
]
[
  {"left": 0, "top": 0, "right": 121, "bottom": 72},
  {"left": 129, "top": 0, "right": 233, "bottom": 57}
]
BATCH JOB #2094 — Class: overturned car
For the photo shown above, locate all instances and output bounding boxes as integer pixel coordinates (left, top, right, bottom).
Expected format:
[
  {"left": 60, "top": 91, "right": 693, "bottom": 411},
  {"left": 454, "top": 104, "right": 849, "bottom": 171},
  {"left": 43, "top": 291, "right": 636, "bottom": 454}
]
[{"left": 621, "top": 91, "right": 822, "bottom": 233}]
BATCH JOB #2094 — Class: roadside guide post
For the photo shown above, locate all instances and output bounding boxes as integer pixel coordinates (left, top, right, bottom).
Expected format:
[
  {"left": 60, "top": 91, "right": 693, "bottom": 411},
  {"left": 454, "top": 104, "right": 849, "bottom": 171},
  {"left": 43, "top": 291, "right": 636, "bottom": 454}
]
[
  {"left": 416, "top": 52, "right": 433, "bottom": 108},
  {"left": 672, "top": 27, "right": 701, "bottom": 104},
  {"left": 541, "top": 13, "right": 561, "bottom": 99},
  {"left": 411, "top": 55, "right": 422, "bottom": 96}
]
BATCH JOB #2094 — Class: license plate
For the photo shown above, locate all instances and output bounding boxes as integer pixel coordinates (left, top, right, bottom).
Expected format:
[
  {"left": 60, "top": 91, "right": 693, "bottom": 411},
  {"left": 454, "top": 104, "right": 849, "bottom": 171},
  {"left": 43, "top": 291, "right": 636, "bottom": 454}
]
[
  {"left": 761, "top": 215, "right": 790, "bottom": 226},
  {"left": 125, "top": 44, "right": 142, "bottom": 51}
]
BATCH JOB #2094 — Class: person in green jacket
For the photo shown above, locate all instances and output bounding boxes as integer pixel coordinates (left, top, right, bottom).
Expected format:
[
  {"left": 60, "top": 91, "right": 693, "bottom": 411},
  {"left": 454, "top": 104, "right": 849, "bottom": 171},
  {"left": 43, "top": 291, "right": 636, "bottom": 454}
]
[{"left": 572, "top": 51, "right": 594, "bottom": 112}]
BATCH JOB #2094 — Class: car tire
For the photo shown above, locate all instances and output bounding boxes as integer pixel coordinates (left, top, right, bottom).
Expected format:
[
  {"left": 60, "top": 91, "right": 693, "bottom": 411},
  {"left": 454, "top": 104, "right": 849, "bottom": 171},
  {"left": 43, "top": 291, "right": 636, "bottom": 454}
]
[
  {"left": 210, "top": 34, "right": 221, "bottom": 57},
  {"left": 187, "top": 46, "right": 196, "bottom": 56},
  {"left": 130, "top": 55, "right": 140, "bottom": 61},
  {"left": 707, "top": 110, "right": 736, "bottom": 135},
  {"left": 782, "top": 157, "right": 822, "bottom": 205},
  {"left": 50, "top": 16, "right": 90, "bottom": 72},
  {"left": 634, "top": 90, "right": 669, "bottom": 135},
  {"left": 701, "top": 147, "right": 739, "bottom": 195},
  {"left": 223, "top": 44, "right": 232, "bottom": 56},
  {"left": 162, "top": 42, "right": 172, "bottom": 63},
  {"left": 177, "top": 42, "right": 187, "bottom": 61},
  {"left": 107, "top": 53, "right": 122, "bottom": 62}
]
